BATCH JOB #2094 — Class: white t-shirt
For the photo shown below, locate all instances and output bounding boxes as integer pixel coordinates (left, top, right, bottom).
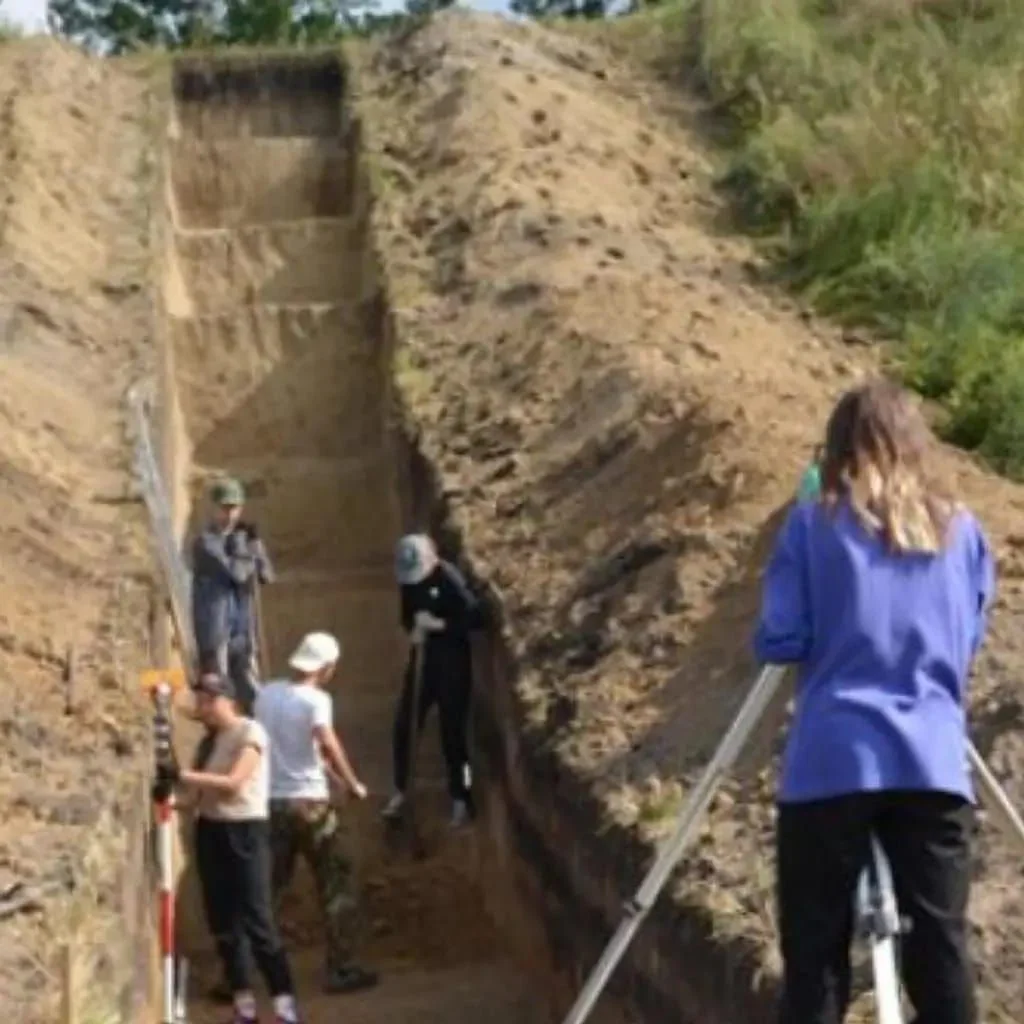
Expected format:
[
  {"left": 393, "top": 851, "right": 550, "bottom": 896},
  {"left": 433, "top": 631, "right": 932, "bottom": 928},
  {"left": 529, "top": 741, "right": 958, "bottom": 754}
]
[{"left": 254, "top": 680, "right": 333, "bottom": 801}]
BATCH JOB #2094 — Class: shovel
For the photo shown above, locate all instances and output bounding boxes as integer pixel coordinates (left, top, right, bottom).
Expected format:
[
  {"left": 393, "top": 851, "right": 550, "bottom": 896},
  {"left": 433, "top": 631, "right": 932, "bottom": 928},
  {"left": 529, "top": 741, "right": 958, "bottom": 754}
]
[{"left": 390, "top": 636, "right": 428, "bottom": 861}]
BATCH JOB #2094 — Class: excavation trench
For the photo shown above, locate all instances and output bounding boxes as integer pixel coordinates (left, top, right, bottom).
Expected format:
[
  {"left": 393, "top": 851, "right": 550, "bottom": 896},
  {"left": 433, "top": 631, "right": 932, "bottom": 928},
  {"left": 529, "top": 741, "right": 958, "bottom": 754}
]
[
  {"left": 152, "top": 49, "right": 753, "bottom": 1024},
  {"left": 154, "top": 52, "right": 585, "bottom": 1024}
]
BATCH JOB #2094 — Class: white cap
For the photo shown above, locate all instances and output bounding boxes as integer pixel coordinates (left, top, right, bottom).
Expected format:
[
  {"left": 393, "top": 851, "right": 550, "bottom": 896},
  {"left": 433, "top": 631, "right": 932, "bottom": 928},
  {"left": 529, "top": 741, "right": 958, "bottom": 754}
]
[{"left": 288, "top": 632, "right": 341, "bottom": 674}]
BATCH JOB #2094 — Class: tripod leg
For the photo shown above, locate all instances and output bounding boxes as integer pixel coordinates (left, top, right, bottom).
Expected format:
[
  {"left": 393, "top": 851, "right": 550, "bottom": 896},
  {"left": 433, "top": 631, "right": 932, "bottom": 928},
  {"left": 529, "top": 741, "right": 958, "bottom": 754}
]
[
  {"left": 561, "top": 665, "right": 789, "bottom": 1024},
  {"left": 967, "top": 741, "right": 1024, "bottom": 855},
  {"left": 857, "top": 837, "right": 905, "bottom": 1024},
  {"left": 870, "top": 935, "right": 904, "bottom": 1024}
]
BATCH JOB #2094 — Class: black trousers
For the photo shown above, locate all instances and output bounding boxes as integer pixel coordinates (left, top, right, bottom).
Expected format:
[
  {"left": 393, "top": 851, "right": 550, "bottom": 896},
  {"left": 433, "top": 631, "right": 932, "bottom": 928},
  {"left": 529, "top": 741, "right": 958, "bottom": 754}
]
[
  {"left": 776, "top": 791, "right": 975, "bottom": 1024},
  {"left": 392, "top": 657, "right": 472, "bottom": 803},
  {"left": 196, "top": 633, "right": 259, "bottom": 715},
  {"left": 194, "top": 817, "right": 294, "bottom": 997}
]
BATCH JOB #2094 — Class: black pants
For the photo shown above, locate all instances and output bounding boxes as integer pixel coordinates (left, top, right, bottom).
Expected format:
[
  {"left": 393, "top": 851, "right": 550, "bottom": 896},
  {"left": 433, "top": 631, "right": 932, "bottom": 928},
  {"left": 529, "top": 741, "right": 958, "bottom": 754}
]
[
  {"left": 776, "top": 791, "right": 975, "bottom": 1024},
  {"left": 197, "top": 637, "right": 259, "bottom": 715},
  {"left": 194, "top": 817, "right": 294, "bottom": 997},
  {"left": 392, "top": 657, "right": 472, "bottom": 803}
]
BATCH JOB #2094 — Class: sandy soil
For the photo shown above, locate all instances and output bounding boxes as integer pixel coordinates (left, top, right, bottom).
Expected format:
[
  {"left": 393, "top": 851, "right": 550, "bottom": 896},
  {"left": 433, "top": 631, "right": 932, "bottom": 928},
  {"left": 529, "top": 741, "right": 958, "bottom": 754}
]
[
  {"left": 0, "top": 39, "right": 154, "bottom": 1022},
  {"left": 359, "top": 14, "right": 1024, "bottom": 1020},
  {"left": 181, "top": 791, "right": 543, "bottom": 1023}
]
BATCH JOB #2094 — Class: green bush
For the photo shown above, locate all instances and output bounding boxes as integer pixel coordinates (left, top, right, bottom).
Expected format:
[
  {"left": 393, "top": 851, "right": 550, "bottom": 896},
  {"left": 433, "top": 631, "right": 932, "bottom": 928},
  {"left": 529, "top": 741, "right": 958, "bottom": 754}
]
[{"left": 664, "top": 0, "right": 1024, "bottom": 476}]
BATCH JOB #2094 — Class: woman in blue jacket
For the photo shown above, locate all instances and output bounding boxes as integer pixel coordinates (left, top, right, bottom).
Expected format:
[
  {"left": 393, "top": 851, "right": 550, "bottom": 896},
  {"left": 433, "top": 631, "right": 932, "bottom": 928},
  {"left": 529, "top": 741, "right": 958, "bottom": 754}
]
[{"left": 754, "top": 379, "right": 994, "bottom": 1024}]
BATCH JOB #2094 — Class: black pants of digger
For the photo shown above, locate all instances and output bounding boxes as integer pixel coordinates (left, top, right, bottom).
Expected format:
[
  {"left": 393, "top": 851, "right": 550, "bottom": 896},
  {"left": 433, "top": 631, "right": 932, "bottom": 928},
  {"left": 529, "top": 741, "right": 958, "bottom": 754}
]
[
  {"left": 194, "top": 817, "right": 294, "bottom": 997},
  {"left": 392, "top": 654, "right": 472, "bottom": 804},
  {"left": 776, "top": 791, "right": 975, "bottom": 1024}
]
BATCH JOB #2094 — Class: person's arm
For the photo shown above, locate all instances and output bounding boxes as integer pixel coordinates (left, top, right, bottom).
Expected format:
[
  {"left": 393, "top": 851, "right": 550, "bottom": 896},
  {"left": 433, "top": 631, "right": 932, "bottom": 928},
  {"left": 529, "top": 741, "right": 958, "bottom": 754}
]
[
  {"left": 195, "top": 530, "right": 257, "bottom": 587},
  {"left": 437, "top": 561, "right": 485, "bottom": 631},
  {"left": 181, "top": 743, "right": 261, "bottom": 795},
  {"left": 314, "top": 724, "right": 366, "bottom": 798},
  {"left": 969, "top": 519, "right": 996, "bottom": 658},
  {"left": 309, "top": 693, "right": 366, "bottom": 797},
  {"left": 753, "top": 506, "right": 813, "bottom": 665},
  {"left": 238, "top": 522, "right": 275, "bottom": 585},
  {"left": 255, "top": 539, "right": 275, "bottom": 585}
]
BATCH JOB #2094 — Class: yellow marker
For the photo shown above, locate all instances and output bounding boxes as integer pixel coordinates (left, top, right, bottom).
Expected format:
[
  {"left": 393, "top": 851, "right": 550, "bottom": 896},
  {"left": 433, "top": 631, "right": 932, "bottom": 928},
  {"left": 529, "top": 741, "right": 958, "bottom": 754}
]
[{"left": 140, "top": 667, "right": 188, "bottom": 693}]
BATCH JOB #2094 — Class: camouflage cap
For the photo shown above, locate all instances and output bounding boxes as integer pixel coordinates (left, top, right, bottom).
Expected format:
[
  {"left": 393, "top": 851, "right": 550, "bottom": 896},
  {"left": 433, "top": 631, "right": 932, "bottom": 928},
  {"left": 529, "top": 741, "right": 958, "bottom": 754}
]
[{"left": 210, "top": 477, "right": 245, "bottom": 507}]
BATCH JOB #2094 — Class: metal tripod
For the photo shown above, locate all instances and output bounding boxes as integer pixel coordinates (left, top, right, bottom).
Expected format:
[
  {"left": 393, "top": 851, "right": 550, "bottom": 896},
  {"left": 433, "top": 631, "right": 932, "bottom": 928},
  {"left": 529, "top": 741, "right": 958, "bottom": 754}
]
[
  {"left": 560, "top": 664, "right": 1024, "bottom": 1024},
  {"left": 856, "top": 836, "right": 904, "bottom": 1024}
]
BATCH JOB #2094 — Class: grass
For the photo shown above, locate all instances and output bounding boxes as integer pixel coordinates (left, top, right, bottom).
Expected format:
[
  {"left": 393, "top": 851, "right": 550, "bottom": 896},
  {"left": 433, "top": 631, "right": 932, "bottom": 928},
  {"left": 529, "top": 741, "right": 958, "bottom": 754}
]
[{"left": 623, "top": 0, "right": 1024, "bottom": 478}]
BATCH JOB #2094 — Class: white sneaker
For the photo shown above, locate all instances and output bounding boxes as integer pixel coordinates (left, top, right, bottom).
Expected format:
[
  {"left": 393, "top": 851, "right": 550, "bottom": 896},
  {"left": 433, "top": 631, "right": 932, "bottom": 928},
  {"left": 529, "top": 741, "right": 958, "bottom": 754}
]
[
  {"left": 381, "top": 792, "right": 405, "bottom": 819},
  {"left": 450, "top": 800, "right": 470, "bottom": 828}
]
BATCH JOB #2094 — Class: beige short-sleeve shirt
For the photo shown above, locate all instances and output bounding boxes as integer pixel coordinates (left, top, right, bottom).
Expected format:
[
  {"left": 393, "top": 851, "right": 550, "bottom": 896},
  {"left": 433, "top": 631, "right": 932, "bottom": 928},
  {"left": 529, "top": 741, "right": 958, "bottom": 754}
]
[{"left": 196, "top": 718, "right": 269, "bottom": 822}]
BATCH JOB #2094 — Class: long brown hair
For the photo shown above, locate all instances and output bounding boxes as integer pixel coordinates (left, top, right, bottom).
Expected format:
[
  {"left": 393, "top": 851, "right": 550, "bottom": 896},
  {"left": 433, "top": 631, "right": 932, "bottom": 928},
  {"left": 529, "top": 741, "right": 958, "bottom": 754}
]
[{"left": 819, "top": 379, "right": 955, "bottom": 554}]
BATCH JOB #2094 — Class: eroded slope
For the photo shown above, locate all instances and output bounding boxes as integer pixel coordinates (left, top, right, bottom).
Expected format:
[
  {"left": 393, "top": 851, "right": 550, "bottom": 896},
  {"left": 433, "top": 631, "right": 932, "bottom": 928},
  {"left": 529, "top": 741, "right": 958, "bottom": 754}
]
[
  {"left": 359, "top": 14, "right": 1024, "bottom": 1019},
  {"left": 0, "top": 40, "right": 153, "bottom": 1023}
]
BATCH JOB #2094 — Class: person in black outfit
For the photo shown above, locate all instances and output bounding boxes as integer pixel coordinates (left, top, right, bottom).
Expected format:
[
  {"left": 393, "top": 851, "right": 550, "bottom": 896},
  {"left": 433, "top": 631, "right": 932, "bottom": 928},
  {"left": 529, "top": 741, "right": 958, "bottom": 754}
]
[{"left": 381, "top": 533, "right": 485, "bottom": 828}]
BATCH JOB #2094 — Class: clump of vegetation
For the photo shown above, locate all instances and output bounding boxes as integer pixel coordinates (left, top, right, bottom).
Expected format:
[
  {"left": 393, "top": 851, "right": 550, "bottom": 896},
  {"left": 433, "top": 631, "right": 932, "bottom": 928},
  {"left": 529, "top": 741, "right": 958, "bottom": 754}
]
[
  {"left": 47, "top": 0, "right": 453, "bottom": 55},
  {"left": 661, "top": 0, "right": 1024, "bottom": 477}
]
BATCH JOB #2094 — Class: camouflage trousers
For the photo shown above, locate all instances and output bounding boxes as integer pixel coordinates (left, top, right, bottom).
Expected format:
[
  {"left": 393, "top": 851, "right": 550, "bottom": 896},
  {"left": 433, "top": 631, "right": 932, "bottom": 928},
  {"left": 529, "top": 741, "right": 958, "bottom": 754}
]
[{"left": 268, "top": 799, "right": 361, "bottom": 972}]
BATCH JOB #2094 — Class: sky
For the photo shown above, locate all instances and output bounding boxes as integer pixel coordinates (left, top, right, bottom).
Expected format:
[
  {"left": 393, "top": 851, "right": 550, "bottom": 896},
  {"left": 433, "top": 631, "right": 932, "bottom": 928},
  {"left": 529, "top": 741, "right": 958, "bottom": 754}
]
[
  {"left": 0, "top": 0, "right": 510, "bottom": 32},
  {"left": 2, "top": 0, "right": 45, "bottom": 30}
]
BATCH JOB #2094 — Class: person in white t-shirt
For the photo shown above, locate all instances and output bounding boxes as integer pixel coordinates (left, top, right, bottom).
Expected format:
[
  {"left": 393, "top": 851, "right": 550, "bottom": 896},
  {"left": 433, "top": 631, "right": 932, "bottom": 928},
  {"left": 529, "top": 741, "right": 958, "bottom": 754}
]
[{"left": 254, "top": 632, "right": 378, "bottom": 995}]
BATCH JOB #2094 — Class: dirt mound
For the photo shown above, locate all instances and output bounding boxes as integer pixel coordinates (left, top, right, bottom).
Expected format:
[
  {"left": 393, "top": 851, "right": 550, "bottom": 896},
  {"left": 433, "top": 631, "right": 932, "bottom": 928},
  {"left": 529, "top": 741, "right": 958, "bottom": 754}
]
[
  {"left": 0, "top": 40, "right": 153, "bottom": 1021},
  {"left": 360, "top": 13, "right": 1024, "bottom": 1018}
]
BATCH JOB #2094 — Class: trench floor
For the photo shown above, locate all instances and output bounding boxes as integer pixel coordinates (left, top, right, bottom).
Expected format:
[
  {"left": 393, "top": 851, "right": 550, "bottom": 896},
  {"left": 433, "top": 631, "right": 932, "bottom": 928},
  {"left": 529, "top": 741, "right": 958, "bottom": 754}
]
[{"left": 184, "top": 794, "right": 541, "bottom": 1023}]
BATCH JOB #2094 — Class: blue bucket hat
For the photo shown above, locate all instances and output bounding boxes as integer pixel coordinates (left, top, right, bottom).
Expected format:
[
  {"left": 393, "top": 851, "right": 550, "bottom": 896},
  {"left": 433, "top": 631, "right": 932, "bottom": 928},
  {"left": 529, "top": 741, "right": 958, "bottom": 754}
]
[{"left": 395, "top": 534, "right": 438, "bottom": 586}]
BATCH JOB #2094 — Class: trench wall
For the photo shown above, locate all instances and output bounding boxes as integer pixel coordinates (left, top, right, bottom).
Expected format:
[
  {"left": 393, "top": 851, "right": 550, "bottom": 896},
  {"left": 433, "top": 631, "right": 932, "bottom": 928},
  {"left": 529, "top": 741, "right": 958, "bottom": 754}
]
[
  {"left": 156, "top": 53, "right": 411, "bottom": 794},
  {"left": 400, "top": 438, "right": 778, "bottom": 1024}
]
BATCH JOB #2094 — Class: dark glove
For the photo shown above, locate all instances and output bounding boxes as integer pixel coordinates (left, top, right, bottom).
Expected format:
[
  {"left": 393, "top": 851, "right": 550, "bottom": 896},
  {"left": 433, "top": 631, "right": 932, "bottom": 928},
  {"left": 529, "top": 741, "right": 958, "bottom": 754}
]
[
  {"left": 151, "top": 762, "right": 180, "bottom": 803},
  {"left": 238, "top": 521, "right": 259, "bottom": 542}
]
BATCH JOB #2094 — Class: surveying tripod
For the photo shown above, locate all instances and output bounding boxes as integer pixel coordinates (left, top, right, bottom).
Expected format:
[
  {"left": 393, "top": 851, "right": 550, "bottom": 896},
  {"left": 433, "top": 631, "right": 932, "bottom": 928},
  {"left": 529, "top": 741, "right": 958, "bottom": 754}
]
[{"left": 561, "top": 664, "right": 1024, "bottom": 1024}]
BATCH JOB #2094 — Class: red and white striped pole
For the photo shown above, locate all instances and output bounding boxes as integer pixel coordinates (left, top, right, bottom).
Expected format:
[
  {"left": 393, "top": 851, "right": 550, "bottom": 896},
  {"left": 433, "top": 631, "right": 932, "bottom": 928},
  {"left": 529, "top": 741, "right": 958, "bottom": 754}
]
[
  {"left": 156, "top": 793, "right": 175, "bottom": 1023},
  {"left": 152, "top": 681, "right": 177, "bottom": 1024}
]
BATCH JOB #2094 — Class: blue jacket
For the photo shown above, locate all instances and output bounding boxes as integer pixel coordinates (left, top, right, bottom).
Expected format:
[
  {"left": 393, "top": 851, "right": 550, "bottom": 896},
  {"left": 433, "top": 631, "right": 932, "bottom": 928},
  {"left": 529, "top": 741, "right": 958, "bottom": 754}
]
[
  {"left": 190, "top": 526, "right": 274, "bottom": 656},
  {"left": 754, "top": 499, "right": 994, "bottom": 803}
]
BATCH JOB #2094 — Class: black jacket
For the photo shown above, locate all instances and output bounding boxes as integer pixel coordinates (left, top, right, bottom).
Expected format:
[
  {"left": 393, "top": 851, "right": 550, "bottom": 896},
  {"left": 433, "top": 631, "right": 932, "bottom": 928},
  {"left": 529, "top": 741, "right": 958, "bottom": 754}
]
[{"left": 400, "top": 560, "right": 484, "bottom": 675}]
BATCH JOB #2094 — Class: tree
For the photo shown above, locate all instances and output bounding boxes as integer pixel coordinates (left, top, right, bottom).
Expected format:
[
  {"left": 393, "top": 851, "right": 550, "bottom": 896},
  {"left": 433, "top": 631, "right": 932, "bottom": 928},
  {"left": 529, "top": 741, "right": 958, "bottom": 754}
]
[
  {"left": 403, "top": 0, "right": 454, "bottom": 18},
  {"left": 509, "top": 0, "right": 608, "bottom": 19},
  {"left": 218, "top": 0, "right": 380, "bottom": 45},
  {"left": 47, "top": 0, "right": 393, "bottom": 54}
]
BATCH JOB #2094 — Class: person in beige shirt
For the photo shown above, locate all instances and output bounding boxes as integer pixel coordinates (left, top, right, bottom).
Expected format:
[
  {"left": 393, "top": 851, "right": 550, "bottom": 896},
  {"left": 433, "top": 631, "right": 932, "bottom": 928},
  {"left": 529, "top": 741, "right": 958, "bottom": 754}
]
[{"left": 172, "top": 673, "right": 300, "bottom": 1024}]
